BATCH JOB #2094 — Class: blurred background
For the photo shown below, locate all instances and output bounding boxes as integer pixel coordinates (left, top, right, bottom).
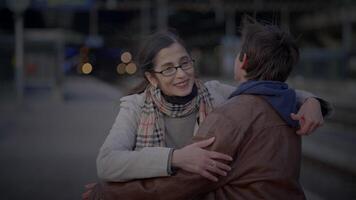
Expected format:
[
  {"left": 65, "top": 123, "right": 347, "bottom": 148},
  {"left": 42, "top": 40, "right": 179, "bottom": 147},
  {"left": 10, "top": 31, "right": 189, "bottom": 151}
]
[{"left": 0, "top": 0, "right": 355, "bottom": 199}]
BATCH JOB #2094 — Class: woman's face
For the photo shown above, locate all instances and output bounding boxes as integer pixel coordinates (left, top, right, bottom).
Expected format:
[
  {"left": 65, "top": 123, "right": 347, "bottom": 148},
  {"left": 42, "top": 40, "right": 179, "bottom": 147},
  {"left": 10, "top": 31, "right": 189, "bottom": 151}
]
[{"left": 146, "top": 42, "right": 195, "bottom": 97}]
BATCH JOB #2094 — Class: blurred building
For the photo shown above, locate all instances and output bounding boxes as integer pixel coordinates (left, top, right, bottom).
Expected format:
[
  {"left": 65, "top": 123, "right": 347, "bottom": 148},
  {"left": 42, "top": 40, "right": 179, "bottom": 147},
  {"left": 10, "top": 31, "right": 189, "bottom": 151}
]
[
  {"left": 1, "top": 0, "right": 356, "bottom": 84},
  {"left": 1, "top": 2, "right": 355, "bottom": 200}
]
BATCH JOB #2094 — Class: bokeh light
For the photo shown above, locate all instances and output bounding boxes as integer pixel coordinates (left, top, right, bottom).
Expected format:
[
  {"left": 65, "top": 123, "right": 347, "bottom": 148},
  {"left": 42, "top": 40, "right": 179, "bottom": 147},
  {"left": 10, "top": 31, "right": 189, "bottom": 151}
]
[
  {"left": 81, "top": 62, "right": 93, "bottom": 74},
  {"left": 125, "top": 62, "right": 137, "bottom": 75},
  {"left": 121, "top": 52, "right": 132, "bottom": 64},
  {"left": 116, "top": 63, "right": 126, "bottom": 75}
]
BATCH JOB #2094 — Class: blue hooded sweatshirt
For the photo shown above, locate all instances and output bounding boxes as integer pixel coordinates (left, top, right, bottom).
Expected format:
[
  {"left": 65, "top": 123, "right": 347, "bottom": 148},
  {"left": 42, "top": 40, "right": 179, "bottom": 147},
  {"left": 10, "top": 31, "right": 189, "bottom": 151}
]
[{"left": 229, "top": 80, "right": 299, "bottom": 128}]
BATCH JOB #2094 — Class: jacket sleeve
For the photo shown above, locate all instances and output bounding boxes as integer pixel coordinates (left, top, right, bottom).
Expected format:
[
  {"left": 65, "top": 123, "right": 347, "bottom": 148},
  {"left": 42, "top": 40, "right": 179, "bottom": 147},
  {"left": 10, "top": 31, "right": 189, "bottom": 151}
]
[
  {"left": 97, "top": 95, "right": 172, "bottom": 182},
  {"left": 91, "top": 112, "right": 244, "bottom": 200}
]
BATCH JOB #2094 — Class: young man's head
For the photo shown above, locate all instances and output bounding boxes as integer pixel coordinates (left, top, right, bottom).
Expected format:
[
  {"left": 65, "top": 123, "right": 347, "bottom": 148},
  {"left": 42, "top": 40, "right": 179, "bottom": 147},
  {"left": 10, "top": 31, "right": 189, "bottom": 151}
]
[{"left": 234, "top": 18, "right": 299, "bottom": 83}]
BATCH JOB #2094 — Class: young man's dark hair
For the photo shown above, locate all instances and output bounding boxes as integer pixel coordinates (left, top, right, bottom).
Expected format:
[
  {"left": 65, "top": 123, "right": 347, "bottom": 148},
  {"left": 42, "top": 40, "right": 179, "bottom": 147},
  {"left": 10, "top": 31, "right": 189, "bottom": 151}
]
[{"left": 239, "top": 17, "right": 299, "bottom": 82}]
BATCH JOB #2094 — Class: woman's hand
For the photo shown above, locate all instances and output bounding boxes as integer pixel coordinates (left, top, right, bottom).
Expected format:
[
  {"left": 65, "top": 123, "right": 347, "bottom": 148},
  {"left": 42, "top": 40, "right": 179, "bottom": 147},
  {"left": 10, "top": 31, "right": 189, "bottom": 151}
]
[
  {"left": 291, "top": 97, "right": 324, "bottom": 135},
  {"left": 171, "top": 137, "right": 233, "bottom": 182}
]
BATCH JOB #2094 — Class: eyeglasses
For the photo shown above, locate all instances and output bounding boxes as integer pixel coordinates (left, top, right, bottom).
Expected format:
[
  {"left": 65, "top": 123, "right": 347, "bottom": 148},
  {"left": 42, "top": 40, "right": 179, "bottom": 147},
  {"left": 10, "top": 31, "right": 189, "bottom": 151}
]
[{"left": 152, "top": 59, "right": 195, "bottom": 77}]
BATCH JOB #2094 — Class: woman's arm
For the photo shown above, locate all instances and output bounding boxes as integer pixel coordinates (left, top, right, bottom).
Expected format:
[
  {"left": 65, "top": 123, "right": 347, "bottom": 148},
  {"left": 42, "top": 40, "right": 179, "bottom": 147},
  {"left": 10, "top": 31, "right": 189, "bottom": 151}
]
[
  {"left": 295, "top": 89, "right": 333, "bottom": 118},
  {"left": 97, "top": 94, "right": 233, "bottom": 182},
  {"left": 209, "top": 80, "right": 333, "bottom": 117},
  {"left": 293, "top": 89, "right": 334, "bottom": 135},
  {"left": 209, "top": 81, "right": 333, "bottom": 134},
  {"left": 97, "top": 95, "right": 172, "bottom": 182}
]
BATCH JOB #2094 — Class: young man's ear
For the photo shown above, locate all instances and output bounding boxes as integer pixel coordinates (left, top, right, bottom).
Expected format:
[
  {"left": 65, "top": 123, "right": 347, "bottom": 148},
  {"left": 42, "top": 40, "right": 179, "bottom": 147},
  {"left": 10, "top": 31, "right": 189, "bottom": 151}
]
[
  {"left": 144, "top": 72, "right": 158, "bottom": 88},
  {"left": 240, "top": 53, "right": 248, "bottom": 70}
]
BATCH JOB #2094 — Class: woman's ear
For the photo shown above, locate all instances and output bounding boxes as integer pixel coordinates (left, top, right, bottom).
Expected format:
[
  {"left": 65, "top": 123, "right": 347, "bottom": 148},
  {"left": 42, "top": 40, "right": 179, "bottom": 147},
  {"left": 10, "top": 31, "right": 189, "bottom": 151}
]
[{"left": 144, "top": 72, "right": 158, "bottom": 88}]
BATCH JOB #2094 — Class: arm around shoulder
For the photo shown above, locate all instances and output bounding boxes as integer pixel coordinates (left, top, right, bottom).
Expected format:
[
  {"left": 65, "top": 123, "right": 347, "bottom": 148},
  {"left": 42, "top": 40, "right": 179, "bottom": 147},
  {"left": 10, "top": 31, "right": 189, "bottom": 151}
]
[{"left": 295, "top": 89, "right": 333, "bottom": 117}]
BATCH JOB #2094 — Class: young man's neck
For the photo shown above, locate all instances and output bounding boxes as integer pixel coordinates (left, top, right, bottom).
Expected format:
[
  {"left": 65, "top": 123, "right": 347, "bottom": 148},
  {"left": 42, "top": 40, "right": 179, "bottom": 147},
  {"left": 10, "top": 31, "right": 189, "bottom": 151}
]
[{"left": 237, "top": 77, "right": 248, "bottom": 84}]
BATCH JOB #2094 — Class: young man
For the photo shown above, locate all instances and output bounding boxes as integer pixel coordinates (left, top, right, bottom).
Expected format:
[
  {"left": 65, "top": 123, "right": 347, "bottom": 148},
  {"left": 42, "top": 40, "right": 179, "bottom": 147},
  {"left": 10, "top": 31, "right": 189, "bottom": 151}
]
[{"left": 88, "top": 19, "right": 307, "bottom": 200}]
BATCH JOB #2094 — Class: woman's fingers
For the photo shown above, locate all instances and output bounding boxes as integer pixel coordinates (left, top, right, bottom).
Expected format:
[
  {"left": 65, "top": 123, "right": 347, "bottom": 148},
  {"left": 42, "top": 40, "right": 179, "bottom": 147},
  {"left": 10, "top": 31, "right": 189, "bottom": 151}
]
[
  {"left": 173, "top": 138, "right": 233, "bottom": 182},
  {"left": 214, "top": 161, "right": 232, "bottom": 172},
  {"left": 206, "top": 162, "right": 228, "bottom": 177},
  {"left": 297, "top": 120, "right": 314, "bottom": 135},
  {"left": 208, "top": 151, "right": 233, "bottom": 161},
  {"left": 200, "top": 160, "right": 231, "bottom": 181},
  {"left": 200, "top": 170, "right": 218, "bottom": 182},
  {"left": 309, "top": 122, "right": 321, "bottom": 134},
  {"left": 192, "top": 137, "right": 215, "bottom": 148},
  {"left": 290, "top": 113, "right": 301, "bottom": 121}
]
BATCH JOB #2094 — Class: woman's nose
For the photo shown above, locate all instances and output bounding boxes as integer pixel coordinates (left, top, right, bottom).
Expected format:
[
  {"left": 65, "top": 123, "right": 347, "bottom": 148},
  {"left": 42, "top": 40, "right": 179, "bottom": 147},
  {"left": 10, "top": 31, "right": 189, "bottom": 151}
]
[{"left": 175, "top": 67, "right": 188, "bottom": 78}]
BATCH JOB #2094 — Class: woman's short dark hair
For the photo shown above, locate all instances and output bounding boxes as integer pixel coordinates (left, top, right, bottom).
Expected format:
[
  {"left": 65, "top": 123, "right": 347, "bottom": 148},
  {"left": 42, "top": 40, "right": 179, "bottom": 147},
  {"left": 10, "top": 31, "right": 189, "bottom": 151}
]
[
  {"left": 138, "top": 30, "right": 186, "bottom": 73},
  {"left": 239, "top": 17, "right": 299, "bottom": 82},
  {"left": 130, "top": 30, "right": 187, "bottom": 94}
]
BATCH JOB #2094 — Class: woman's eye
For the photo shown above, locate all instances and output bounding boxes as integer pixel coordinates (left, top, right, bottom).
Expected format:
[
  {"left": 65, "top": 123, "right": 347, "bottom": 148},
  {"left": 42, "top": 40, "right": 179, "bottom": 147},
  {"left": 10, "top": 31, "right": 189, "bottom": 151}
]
[
  {"left": 164, "top": 67, "right": 176, "bottom": 73},
  {"left": 181, "top": 61, "right": 189, "bottom": 68},
  {"left": 161, "top": 64, "right": 174, "bottom": 70}
]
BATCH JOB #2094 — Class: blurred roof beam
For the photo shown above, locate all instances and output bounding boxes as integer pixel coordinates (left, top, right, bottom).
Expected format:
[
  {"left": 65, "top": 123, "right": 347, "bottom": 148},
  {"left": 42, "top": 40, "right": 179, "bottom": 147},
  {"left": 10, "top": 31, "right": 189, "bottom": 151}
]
[
  {"left": 97, "top": 1, "right": 332, "bottom": 12},
  {"left": 297, "top": 7, "right": 356, "bottom": 29},
  {"left": 211, "top": 0, "right": 224, "bottom": 23}
]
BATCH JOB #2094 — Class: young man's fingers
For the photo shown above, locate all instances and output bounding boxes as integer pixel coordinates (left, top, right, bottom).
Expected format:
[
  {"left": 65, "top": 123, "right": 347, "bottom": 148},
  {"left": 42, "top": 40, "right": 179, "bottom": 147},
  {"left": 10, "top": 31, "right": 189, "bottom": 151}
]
[
  {"left": 82, "top": 191, "right": 91, "bottom": 200},
  {"left": 85, "top": 183, "right": 97, "bottom": 189}
]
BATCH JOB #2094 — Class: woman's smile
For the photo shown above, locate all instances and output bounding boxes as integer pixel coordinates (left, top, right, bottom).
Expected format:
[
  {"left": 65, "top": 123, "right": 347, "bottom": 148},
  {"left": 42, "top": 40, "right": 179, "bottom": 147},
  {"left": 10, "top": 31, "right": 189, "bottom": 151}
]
[{"left": 174, "top": 79, "right": 189, "bottom": 88}]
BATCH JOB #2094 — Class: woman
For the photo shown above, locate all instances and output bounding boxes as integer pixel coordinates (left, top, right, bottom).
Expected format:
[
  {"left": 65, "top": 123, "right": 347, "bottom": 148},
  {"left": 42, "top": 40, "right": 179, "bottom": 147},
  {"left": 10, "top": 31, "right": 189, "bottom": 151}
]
[{"left": 96, "top": 31, "right": 329, "bottom": 183}]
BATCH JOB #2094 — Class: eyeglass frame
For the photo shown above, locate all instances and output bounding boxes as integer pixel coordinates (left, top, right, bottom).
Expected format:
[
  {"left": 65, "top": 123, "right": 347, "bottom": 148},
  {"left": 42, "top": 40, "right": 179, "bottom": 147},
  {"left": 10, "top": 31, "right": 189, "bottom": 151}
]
[{"left": 150, "top": 59, "right": 195, "bottom": 77}]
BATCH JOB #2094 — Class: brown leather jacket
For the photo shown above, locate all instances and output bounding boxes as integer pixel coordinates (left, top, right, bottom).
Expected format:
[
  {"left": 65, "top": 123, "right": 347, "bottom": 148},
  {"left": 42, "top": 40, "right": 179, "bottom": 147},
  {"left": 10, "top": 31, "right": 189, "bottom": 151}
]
[{"left": 90, "top": 95, "right": 306, "bottom": 200}]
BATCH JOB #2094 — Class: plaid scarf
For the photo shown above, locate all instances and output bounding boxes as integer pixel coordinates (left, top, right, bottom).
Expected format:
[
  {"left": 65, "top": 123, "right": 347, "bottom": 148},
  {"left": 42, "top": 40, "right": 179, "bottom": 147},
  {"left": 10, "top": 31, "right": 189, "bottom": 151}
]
[{"left": 134, "top": 80, "right": 214, "bottom": 150}]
